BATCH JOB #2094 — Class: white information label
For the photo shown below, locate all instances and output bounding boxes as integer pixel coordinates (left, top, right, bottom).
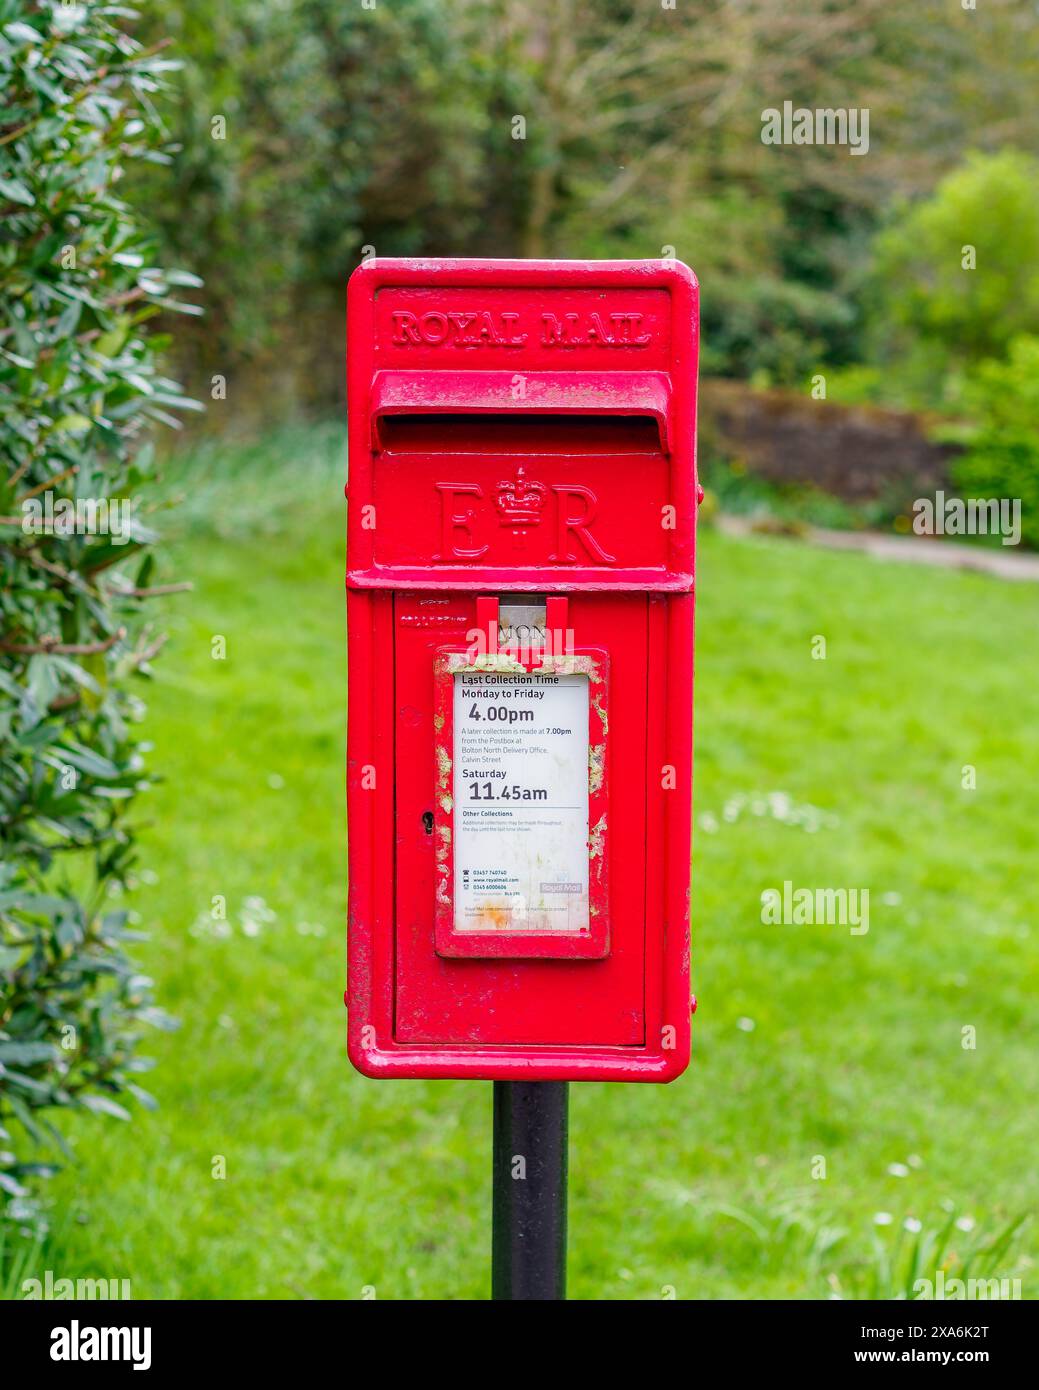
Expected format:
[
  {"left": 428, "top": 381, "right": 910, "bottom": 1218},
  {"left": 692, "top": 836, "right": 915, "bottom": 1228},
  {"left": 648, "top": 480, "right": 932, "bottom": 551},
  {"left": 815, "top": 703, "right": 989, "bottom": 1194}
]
[{"left": 453, "top": 671, "right": 589, "bottom": 934}]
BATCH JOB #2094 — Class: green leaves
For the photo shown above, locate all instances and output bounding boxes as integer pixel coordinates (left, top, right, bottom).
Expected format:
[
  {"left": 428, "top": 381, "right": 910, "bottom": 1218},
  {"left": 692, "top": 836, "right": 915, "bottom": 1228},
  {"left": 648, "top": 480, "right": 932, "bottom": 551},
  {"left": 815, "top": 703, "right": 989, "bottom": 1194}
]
[
  {"left": 952, "top": 335, "right": 1039, "bottom": 550},
  {"left": 871, "top": 151, "right": 1039, "bottom": 376},
  {"left": 78, "top": 1094, "right": 131, "bottom": 1122},
  {"left": 1, "top": 0, "right": 191, "bottom": 1236},
  {"left": 0, "top": 176, "right": 34, "bottom": 206}
]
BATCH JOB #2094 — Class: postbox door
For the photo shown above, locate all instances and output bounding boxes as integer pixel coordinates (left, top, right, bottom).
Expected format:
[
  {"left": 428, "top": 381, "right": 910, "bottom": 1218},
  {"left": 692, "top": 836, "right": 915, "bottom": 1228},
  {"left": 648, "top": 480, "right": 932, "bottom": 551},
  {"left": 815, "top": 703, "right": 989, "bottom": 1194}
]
[{"left": 392, "top": 592, "right": 649, "bottom": 1048}]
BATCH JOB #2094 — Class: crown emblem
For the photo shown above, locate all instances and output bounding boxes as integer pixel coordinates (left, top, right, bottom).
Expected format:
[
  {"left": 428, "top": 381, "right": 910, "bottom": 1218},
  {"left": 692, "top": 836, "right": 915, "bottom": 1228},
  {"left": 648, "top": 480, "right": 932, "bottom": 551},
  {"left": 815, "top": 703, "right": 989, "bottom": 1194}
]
[{"left": 495, "top": 465, "right": 547, "bottom": 528}]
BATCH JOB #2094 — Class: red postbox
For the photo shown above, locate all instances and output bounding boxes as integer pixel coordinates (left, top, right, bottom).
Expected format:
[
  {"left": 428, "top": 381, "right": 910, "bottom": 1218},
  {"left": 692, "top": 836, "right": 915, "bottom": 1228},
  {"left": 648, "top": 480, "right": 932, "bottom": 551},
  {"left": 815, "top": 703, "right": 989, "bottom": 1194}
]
[{"left": 346, "top": 258, "right": 698, "bottom": 1082}]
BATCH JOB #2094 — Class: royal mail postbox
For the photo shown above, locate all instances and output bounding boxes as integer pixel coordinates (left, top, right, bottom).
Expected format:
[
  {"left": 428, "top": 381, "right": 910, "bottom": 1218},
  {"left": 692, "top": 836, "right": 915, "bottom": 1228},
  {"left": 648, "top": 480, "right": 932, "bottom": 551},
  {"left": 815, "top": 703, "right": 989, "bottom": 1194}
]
[{"left": 346, "top": 258, "right": 699, "bottom": 1082}]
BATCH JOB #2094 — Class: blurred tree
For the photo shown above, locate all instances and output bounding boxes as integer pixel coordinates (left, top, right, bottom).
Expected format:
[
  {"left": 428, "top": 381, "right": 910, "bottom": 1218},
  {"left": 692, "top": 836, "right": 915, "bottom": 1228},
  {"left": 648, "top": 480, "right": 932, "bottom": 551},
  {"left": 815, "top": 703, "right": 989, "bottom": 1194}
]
[
  {"left": 131, "top": 0, "right": 1039, "bottom": 403},
  {"left": 504, "top": 0, "right": 898, "bottom": 381},
  {"left": 134, "top": 0, "right": 490, "bottom": 408},
  {"left": 298, "top": 0, "right": 489, "bottom": 274},
  {"left": 879, "top": 0, "right": 1039, "bottom": 194},
  {"left": 868, "top": 151, "right": 1039, "bottom": 386},
  {"left": 953, "top": 335, "right": 1039, "bottom": 549}
]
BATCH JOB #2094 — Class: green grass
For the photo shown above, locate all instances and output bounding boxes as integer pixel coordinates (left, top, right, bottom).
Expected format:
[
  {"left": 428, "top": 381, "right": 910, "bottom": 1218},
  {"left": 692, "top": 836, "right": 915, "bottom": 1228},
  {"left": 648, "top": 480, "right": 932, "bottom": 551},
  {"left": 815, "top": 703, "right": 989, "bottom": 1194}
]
[{"left": 7, "top": 423, "right": 1038, "bottom": 1299}]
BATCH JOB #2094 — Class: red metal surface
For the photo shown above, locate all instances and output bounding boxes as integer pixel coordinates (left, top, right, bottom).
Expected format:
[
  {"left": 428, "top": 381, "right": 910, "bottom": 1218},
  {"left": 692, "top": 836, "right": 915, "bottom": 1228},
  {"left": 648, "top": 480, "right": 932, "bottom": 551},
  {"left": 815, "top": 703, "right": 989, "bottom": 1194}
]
[{"left": 346, "top": 258, "right": 698, "bottom": 1082}]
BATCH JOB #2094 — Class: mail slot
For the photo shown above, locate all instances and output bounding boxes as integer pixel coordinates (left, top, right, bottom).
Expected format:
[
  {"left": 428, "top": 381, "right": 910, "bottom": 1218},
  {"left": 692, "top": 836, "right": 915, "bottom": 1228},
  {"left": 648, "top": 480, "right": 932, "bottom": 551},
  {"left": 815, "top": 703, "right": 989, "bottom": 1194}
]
[{"left": 346, "top": 258, "right": 699, "bottom": 1082}]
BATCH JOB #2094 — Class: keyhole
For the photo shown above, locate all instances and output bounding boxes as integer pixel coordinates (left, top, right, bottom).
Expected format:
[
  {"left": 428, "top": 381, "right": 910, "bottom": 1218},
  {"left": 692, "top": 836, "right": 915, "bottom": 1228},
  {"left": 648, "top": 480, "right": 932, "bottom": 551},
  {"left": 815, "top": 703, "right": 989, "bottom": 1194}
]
[{"left": 422, "top": 811, "right": 434, "bottom": 835}]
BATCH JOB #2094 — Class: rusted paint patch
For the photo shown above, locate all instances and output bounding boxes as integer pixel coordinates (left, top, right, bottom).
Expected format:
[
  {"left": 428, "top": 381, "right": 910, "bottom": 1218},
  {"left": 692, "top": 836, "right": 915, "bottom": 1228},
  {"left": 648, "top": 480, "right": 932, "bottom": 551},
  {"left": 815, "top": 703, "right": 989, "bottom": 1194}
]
[
  {"left": 589, "top": 812, "right": 607, "bottom": 860},
  {"left": 436, "top": 744, "right": 451, "bottom": 785},
  {"left": 588, "top": 742, "right": 606, "bottom": 795},
  {"left": 535, "top": 652, "right": 599, "bottom": 681},
  {"left": 466, "top": 652, "right": 525, "bottom": 674},
  {"left": 434, "top": 820, "right": 452, "bottom": 910},
  {"left": 592, "top": 691, "right": 609, "bottom": 739}
]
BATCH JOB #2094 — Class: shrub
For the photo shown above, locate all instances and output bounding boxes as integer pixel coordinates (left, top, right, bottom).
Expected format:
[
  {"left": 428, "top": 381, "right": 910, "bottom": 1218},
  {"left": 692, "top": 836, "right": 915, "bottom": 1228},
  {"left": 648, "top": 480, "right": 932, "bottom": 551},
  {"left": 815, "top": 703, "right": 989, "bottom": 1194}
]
[
  {"left": 949, "top": 336, "right": 1039, "bottom": 550},
  {"left": 869, "top": 151, "right": 1039, "bottom": 389},
  {"left": 0, "top": 0, "right": 194, "bottom": 1233}
]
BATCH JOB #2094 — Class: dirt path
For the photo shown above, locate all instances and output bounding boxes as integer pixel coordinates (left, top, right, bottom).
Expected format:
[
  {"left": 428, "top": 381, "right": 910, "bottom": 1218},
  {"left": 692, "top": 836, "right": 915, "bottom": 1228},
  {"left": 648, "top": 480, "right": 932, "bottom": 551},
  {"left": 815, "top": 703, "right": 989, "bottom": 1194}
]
[{"left": 716, "top": 514, "right": 1039, "bottom": 583}]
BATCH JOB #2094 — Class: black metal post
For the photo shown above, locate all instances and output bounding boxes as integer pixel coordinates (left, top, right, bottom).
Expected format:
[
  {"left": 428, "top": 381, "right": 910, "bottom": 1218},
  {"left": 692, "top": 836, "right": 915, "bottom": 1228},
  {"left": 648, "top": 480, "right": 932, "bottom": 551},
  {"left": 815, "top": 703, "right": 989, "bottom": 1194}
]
[{"left": 491, "top": 1080, "right": 569, "bottom": 1300}]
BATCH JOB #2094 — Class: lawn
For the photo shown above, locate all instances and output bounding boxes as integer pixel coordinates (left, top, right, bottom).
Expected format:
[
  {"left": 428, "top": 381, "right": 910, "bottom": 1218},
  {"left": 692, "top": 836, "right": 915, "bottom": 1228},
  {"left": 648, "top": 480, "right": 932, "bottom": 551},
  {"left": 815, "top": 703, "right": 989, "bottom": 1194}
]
[{"left": 13, "top": 424, "right": 1038, "bottom": 1300}]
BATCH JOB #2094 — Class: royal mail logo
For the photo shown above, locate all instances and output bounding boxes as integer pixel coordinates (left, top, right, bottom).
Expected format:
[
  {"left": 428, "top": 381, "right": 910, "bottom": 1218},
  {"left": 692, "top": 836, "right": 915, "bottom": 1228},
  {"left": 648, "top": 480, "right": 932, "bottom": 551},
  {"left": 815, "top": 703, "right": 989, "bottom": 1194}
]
[
  {"left": 390, "top": 307, "right": 653, "bottom": 349},
  {"left": 495, "top": 466, "right": 547, "bottom": 528},
  {"left": 435, "top": 476, "right": 616, "bottom": 563}
]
